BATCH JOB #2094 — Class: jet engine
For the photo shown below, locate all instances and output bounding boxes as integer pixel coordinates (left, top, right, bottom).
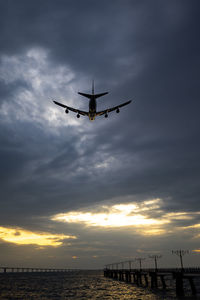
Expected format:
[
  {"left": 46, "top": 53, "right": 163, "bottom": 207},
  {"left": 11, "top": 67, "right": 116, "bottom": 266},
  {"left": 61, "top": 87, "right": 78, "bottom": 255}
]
[
  {"left": 105, "top": 113, "right": 108, "bottom": 118},
  {"left": 77, "top": 113, "right": 80, "bottom": 118},
  {"left": 116, "top": 108, "right": 120, "bottom": 113},
  {"left": 65, "top": 108, "right": 69, "bottom": 113}
]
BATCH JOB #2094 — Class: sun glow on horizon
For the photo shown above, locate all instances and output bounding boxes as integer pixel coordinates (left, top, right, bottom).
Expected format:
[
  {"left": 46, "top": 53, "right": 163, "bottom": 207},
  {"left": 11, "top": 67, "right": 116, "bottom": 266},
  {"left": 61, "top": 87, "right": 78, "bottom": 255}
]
[
  {"left": 51, "top": 199, "right": 169, "bottom": 232},
  {"left": 51, "top": 199, "right": 200, "bottom": 237},
  {"left": 52, "top": 211, "right": 166, "bottom": 228},
  {"left": 0, "top": 226, "right": 77, "bottom": 246}
]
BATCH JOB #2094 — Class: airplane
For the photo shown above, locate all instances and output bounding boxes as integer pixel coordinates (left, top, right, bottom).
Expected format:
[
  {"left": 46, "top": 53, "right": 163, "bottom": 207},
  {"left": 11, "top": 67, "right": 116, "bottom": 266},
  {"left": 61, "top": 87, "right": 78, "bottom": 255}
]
[{"left": 53, "top": 81, "right": 132, "bottom": 121}]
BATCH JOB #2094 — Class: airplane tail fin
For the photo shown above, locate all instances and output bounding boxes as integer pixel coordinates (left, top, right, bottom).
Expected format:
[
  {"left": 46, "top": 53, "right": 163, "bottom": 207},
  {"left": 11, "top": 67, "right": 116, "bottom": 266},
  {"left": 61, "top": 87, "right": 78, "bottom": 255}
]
[
  {"left": 92, "top": 80, "right": 109, "bottom": 98},
  {"left": 92, "top": 80, "right": 94, "bottom": 95},
  {"left": 78, "top": 80, "right": 108, "bottom": 99}
]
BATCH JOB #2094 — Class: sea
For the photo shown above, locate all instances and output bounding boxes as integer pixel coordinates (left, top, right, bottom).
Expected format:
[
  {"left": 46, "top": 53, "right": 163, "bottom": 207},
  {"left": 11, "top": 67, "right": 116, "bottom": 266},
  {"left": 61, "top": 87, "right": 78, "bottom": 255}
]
[{"left": 0, "top": 270, "right": 199, "bottom": 299}]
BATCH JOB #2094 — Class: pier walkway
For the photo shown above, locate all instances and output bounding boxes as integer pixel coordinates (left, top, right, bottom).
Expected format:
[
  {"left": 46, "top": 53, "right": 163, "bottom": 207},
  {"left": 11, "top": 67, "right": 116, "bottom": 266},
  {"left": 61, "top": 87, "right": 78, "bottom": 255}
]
[{"left": 104, "top": 267, "right": 200, "bottom": 297}]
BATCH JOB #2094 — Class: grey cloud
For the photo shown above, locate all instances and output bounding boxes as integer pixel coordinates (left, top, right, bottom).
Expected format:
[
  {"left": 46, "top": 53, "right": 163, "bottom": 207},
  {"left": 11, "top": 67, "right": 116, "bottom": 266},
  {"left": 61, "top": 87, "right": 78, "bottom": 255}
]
[{"left": 0, "top": 79, "right": 30, "bottom": 106}]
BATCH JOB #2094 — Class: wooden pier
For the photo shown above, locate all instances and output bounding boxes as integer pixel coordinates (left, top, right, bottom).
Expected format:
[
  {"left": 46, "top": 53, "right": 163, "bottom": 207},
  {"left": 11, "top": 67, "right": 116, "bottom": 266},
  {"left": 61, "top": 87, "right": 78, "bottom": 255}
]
[{"left": 104, "top": 267, "right": 200, "bottom": 296}]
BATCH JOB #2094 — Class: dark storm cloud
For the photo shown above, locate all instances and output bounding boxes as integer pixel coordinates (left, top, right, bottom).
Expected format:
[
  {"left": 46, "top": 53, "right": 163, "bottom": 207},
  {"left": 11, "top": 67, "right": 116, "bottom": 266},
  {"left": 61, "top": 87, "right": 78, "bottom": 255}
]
[{"left": 0, "top": 0, "right": 200, "bottom": 266}]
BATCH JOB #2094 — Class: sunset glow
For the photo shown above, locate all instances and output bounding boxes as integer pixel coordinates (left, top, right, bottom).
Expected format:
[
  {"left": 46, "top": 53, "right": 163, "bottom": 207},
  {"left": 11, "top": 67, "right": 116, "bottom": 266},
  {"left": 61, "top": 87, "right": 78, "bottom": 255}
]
[
  {"left": 51, "top": 200, "right": 169, "bottom": 231},
  {"left": 0, "top": 226, "right": 77, "bottom": 246},
  {"left": 51, "top": 199, "right": 200, "bottom": 238}
]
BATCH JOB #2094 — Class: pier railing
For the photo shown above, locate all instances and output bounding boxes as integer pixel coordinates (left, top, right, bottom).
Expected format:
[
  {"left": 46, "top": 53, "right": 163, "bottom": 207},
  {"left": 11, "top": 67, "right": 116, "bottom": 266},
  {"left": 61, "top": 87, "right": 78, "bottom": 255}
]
[{"left": 105, "top": 267, "right": 200, "bottom": 273}]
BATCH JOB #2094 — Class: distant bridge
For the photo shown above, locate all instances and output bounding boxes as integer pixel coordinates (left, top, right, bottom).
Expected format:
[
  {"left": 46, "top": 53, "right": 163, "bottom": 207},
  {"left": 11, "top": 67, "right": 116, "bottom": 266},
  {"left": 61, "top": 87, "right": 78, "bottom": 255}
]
[{"left": 0, "top": 267, "right": 79, "bottom": 273}]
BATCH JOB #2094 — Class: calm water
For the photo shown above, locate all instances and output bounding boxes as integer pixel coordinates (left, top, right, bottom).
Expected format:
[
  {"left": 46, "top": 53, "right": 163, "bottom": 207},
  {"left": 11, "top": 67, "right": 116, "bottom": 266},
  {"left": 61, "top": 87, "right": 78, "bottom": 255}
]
[{"left": 0, "top": 271, "right": 199, "bottom": 299}]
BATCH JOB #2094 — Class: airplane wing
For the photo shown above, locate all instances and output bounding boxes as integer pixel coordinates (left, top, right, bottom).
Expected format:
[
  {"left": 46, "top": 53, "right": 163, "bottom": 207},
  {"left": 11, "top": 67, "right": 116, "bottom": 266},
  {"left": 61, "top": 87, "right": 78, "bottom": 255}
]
[
  {"left": 96, "top": 100, "right": 132, "bottom": 116},
  {"left": 53, "top": 100, "right": 88, "bottom": 116}
]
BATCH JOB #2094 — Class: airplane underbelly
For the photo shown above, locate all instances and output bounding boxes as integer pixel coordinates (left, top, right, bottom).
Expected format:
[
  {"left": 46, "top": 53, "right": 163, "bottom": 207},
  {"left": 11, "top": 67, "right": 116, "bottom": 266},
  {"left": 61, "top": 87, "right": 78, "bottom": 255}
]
[
  {"left": 89, "top": 99, "right": 96, "bottom": 120},
  {"left": 89, "top": 112, "right": 96, "bottom": 121}
]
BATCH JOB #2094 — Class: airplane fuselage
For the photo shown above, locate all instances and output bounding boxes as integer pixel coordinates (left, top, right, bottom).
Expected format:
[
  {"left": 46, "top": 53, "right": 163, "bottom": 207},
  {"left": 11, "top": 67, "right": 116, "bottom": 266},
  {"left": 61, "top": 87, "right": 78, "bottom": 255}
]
[{"left": 89, "top": 96, "right": 96, "bottom": 121}]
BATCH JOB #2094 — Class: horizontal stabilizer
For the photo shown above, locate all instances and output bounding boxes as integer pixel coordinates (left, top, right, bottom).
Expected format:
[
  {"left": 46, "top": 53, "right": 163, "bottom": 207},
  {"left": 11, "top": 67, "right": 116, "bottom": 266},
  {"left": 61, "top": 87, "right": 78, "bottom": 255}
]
[
  {"left": 95, "top": 92, "right": 108, "bottom": 98},
  {"left": 78, "top": 91, "right": 108, "bottom": 99},
  {"left": 78, "top": 92, "right": 92, "bottom": 99}
]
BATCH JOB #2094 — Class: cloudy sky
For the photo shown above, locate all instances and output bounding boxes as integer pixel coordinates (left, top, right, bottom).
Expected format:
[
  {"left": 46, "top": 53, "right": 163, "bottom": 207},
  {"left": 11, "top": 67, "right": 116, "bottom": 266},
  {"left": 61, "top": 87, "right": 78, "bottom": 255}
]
[{"left": 0, "top": 0, "right": 200, "bottom": 269}]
